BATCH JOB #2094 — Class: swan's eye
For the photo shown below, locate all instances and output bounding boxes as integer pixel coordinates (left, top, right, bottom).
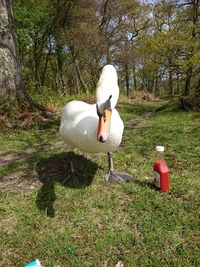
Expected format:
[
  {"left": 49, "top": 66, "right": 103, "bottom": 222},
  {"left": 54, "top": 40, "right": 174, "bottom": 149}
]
[{"left": 96, "top": 104, "right": 104, "bottom": 117}]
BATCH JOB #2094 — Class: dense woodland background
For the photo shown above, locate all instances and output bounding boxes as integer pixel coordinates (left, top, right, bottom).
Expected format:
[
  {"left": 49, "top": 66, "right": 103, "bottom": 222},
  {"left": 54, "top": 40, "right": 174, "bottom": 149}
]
[{"left": 0, "top": 0, "right": 200, "bottom": 111}]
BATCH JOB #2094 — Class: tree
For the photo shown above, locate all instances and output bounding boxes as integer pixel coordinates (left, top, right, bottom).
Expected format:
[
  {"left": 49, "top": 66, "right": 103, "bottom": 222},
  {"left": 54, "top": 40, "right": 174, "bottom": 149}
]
[
  {"left": 0, "top": 0, "right": 50, "bottom": 113},
  {"left": 178, "top": 0, "right": 200, "bottom": 95},
  {"left": 0, "top": 0, "right": 21, "bottom": 99}
]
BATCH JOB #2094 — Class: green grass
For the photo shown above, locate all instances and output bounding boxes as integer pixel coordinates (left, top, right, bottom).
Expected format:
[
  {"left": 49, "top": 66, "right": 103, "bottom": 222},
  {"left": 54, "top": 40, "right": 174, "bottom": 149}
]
[{"left": 0, "top": 100, "right": 199, "bottom": 266}]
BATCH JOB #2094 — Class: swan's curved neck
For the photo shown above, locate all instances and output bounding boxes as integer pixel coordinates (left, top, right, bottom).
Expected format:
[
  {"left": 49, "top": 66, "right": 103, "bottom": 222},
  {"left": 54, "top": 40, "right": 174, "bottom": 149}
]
[{"left": 96, "top": 65, "right": 119, "bottom": 111}]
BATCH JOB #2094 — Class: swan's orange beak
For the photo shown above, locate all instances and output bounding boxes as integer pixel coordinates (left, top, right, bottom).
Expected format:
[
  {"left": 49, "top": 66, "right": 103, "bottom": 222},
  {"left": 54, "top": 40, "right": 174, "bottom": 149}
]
[{"left": 97, "top": 109, "right": 111, "bottom": 143}]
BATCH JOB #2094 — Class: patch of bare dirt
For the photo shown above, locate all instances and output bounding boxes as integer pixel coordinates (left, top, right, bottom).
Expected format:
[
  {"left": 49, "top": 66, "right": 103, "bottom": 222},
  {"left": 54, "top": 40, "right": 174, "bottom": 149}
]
[
  {"left": 0, "top": 169, "right": 41, "bottom": 193},
  {"left": 119, "top": 91, "right": 160, "bottom": 104},
  {"left": 0, "top": 141, "right": 68, "bottom": 193},
  {"left": 125, "top": 111, "right": 155, "bottom": 129}
]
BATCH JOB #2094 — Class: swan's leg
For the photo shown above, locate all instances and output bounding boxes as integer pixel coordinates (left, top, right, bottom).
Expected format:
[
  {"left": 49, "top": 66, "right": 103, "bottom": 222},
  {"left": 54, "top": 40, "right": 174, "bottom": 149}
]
[
  {"left": 106, "top": 152, "right": 133, "bottom": 182},
  {"left": 108, "top": 152, "right": 114, "bottom": 172}
]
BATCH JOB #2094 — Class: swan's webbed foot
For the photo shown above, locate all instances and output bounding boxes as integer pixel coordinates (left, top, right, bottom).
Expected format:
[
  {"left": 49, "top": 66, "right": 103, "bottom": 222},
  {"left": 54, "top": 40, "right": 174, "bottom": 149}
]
[
  {"left": 106, "top": 171, "right": 133, "bottom": 183},
  {"left": 106, "top": 152, "right": 133, "bottom": 183}
]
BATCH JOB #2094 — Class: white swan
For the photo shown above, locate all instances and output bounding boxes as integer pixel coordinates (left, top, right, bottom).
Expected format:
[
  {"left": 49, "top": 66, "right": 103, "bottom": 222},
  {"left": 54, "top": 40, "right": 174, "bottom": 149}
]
[{"left": 59, "top": 65, "right": 133, "bottom": 182}]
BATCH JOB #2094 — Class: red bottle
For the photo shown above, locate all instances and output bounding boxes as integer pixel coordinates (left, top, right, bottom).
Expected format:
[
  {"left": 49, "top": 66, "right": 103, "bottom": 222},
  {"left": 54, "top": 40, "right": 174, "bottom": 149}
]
[{"left": 154, "top": 146, "right": 170, "bottom": 192}]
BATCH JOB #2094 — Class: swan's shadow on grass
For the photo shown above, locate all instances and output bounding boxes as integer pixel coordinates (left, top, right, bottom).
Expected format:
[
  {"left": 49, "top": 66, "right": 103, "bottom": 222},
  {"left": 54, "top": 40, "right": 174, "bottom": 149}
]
[{"left": 35, "top": 152, "right": 98, "bottom": 217}]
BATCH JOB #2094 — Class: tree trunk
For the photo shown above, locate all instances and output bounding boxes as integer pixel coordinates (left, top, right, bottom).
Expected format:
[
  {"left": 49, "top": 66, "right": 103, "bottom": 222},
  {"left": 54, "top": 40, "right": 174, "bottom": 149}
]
[
  {"left": 133, "top": 64, "right": 137, "bottom": 91},
  {"left": 169, "top": 68, "right": 174, "bottom": 95},
  {"left": 125, "top": 64, "right": 130, "bottom": 96},
  {"left": 153, "top": 71, "right": 159, "bottom": 96},
  {"left": 176, "top": 71, "right": 179, "bottom": 94},
  {"left": 33, "top": 40, "right": 41, "bottom": 87},
  {"left": 150, "top": 78, "right": 154, "bottom": 93},
  {"left": 41, "top": 41, "right": 52, "bottom": 86},
  {"left": 75, "top": 57, "right": 89, "bottom": 94},
  {"left": 141, "top": 78, "right": 144, "bottom": 90},
  {"left": 56, "top": 43, "right": 65, "bottom": 89},
  {"left": 184, "top": 66, "right": 192, "bottom": 96},
  {"left": 196, "top": 78, "right": 200, "bottom": 95},
  {"left": 183, "top": 1, "right": 199, "bottom": 96},
  {"left": 0, "top": 0, "right": 20, "bottom": 99},
  {"left": 75, "top": 72, "right": 81, "bottom": 94}
]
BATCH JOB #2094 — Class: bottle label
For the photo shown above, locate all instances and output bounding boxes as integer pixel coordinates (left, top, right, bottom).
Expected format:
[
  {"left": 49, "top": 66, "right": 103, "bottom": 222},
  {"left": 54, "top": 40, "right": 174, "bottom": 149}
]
[{"left": 154, "top": 171, "right": 160, "bottom": 187}]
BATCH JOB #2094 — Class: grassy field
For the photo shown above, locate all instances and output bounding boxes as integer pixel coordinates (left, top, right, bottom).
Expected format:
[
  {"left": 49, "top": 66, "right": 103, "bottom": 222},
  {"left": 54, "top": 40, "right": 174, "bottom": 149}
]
[{"left": 0, "top": 98, "right": 199, "bottom": 267}]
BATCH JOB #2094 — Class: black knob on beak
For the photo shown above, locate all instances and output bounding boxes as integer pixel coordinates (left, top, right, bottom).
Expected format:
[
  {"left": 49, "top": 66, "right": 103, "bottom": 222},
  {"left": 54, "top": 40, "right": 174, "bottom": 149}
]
[{"left": 99, "top": 135, "right": 105, "bottom": 143}]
